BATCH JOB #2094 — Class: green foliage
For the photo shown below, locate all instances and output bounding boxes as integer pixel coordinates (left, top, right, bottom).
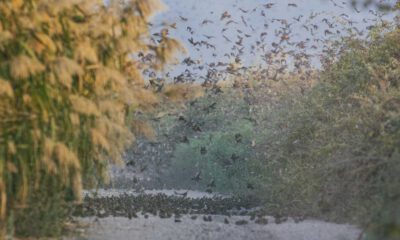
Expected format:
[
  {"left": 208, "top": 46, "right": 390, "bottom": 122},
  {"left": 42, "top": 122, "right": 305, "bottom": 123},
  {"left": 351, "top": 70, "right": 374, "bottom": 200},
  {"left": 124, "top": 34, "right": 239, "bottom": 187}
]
[
  {"left": 169, "top": 120, "right": 258, "bottom": 194},
  {"left": 253, "top": 26, "right": 400, "bottom": 237}
]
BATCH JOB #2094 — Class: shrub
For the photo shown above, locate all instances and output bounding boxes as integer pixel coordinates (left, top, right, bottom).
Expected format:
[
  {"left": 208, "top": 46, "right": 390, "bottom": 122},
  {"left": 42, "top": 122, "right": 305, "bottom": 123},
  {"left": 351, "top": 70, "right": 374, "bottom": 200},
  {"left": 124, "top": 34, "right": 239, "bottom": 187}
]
[
  {"left": 168, "top": 120, "right": 258, "bottom": 194},
  {"left": 254, "top": 25, "right": 400, "bottom": 237}
]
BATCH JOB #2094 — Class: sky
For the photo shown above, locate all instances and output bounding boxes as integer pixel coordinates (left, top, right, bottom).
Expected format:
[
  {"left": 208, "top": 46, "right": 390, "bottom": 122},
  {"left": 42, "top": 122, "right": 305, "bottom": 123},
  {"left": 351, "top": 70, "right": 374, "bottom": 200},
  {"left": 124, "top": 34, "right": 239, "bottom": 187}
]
[{"left": 148, "top": 0, "right": 397, "bottom": 80}]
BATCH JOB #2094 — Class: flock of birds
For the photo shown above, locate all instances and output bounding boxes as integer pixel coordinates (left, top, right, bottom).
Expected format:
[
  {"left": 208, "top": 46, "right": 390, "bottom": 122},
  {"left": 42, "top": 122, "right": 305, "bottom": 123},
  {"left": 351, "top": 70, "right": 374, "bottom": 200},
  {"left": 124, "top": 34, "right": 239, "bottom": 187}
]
[
  {"left": 139, "top": 0, "right": 397, "bottom": 188},
  {"left": 105, "top": 0, "right": 397, "bottom": 224},
  {"left": 76, "top": 192, "right": 302, "bottom": 225},
  {"left": 142, "top": 0, "right": 394, "bottom": 88}
]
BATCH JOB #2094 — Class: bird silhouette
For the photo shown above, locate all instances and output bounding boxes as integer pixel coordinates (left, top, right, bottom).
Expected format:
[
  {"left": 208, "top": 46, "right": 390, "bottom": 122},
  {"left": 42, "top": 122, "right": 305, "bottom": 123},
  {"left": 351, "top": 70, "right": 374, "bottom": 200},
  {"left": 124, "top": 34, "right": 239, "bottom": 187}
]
[
  {"left": 200, "top": 146, "right": 207, "bottom": 155},
  {"left": 201, "top": 19, "right": 214, "bottom": 25},
  {"left": 207, "top": 179, "right": 216, "bottom": 188},
  {"left": 220, "top": 11, "right": 231, "bottom": 20},
  {"left": 263, "top": 3, "right": 275, "bottom": 9},
  {"left": 191, "top": 171, "right": 202, "bottom": 181}
]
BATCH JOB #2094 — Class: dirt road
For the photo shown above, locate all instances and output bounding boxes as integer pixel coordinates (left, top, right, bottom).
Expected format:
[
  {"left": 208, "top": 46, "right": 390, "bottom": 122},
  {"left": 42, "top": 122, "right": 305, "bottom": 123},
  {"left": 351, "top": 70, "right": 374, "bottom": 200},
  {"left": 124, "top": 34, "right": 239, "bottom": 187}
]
[{"left": 69, "top": 189, "right": 361, "bottom": 240}]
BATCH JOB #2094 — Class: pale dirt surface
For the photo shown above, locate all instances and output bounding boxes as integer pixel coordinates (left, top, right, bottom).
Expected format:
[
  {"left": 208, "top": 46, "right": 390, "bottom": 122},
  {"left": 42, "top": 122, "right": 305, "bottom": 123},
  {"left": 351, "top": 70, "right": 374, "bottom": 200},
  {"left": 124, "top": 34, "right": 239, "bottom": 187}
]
[
  {"left": 69, "top": 215, "right": 360, "bottom": 240},
  {"left": 69, "top": 189, "right": 361, "bottom": 240}
]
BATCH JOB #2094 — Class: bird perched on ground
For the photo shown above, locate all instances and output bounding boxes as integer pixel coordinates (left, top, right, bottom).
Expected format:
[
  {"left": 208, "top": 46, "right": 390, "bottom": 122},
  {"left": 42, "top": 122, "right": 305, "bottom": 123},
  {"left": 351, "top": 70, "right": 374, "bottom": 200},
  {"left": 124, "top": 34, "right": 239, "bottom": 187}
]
[
  {"left": 255, "top": 218, "right": 268, "bottom": 225},
  {"left": 235, "top": 220, "right": 248, "bottom": 225},
  {"left": 174, "top": 191, "right": 188, "bottom": 197}
]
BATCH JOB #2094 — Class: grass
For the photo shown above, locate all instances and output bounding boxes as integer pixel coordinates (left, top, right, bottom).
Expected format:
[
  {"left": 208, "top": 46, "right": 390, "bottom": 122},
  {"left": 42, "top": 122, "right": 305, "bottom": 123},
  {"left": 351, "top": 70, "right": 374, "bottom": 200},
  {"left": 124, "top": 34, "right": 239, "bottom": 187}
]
[{"left": 0, "top": 0, "right": 188, "bottom": 237}]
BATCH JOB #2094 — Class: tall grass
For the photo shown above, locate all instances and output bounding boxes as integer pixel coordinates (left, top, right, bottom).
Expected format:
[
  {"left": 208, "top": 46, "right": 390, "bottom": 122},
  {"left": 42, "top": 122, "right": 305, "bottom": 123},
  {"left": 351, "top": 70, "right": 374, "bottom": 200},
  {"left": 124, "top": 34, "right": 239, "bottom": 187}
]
[{"left": 0, "top": 0, "right": 185, "bottom": 237}]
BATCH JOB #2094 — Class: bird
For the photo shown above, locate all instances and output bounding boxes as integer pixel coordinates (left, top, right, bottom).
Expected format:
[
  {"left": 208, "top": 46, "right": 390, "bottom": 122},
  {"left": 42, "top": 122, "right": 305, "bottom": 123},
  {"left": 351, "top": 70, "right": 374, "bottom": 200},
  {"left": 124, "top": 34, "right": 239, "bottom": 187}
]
[
  {"left": 186, "top": 26, "right": 194, "bottom": 34},
  {"left": 263, "top": 3, "right": 275, "bottom": 9},
  {"left": 324, "top": 29, "right": 333, "bottom": 36},
  {"left": 203, "top": 102, "right": 217, "bottom": 112},
  {"left": 330, "top": 0, "right": 344, "bottom": 8},
  {"left": 200, "top": 146, "right": 207, "bottom": 155},
  {"left": 201, "top": 19, "right": 214, "bottom": 25},
  {"left": 231, "top": 154, "right": 240, "bottom": 162},
  {"left": 223, "top": 35, "right": 231, "bottom": 42},
  {"left": 238, "top": 8, "right": 248, "bottom": 13},
  {"left": 191, "top": 171, "right": 202, "bottom": 181},
  {"left": 139, "top": 164, "right": 147, "bottom": 172},
  {"left": 293, "top": 15, "right": 303, "bottom": 22},
  {"left": 352, "top": 4, "right": 361, "bottom": 13},
  {"left": 247, "top": 183, "right": 255, "bottom": 190},
  {"left": 235, "top": 220, "right": 248, "bottom": 225},
  {"left": 174, "top": 191, "right": 188, "bottom": 197},
  {"left": 203, "top": 34, "right": 215, "bottom": 39},
  {"left": 255, "top": 218, "right": 268, "bottom": 225},
  {"left": 169, "top": 22, "right": 177, "bottom": 29},
  {"left": 179, "top": 16, "right": 188, "bottom": 21},
  {"left": 188, "top": 37, "right": 200, "bottom": 46},
  {"left": 207, "top": 179, "right": 216, "bottom": 188},
  {"left": 220, "top": 11, "right": 231, "bottom": 20},
  {"left": 181, "top": 135, "right": 189, "bottom": 144},
  {"left": 226, "top": 20, "right": 238, "bottom": 25},
  {"left": 235, "top": 133, "right": 242, "bottom": 143}
]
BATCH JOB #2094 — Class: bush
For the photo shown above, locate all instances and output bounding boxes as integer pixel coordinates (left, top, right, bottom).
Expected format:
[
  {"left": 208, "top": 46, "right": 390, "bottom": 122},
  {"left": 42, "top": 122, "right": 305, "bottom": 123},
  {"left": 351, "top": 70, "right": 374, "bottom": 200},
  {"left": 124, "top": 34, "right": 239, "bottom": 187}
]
[
  {"left": 168, "top": 120, "right": 259, "bottom": 195},
  {"left": 254, "top": 25, "right": 400, "bottom": 237}
]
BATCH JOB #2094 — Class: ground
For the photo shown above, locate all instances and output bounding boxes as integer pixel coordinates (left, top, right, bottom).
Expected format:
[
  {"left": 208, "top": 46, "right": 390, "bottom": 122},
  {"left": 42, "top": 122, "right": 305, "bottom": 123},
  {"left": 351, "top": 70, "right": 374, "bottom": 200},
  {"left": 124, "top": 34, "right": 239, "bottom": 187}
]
[{"left": 68, "top": 190, "right": 361, "bottom": 240}]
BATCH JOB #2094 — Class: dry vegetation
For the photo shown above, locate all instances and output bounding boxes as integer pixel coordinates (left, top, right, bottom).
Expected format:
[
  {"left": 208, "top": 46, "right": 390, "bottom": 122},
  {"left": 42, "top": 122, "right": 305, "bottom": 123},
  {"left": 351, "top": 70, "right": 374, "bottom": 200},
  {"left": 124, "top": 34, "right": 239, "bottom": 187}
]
[{"left": 0, "top": 0, "right": 202, "bottom": 237}]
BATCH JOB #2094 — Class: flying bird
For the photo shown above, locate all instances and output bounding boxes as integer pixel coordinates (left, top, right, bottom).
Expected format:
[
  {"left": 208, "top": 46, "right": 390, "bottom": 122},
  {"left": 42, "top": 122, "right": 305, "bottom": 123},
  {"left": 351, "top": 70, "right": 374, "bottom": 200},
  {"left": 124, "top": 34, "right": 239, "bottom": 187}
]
[
  {"left": 263, "top": 3, "right": 275, "bottom": 9},
  {"left": 220, "top": 11, "right": 231, "bottom": 20},
  {"left": 202, "top": 19, "right": 214, "bottom": 25},
  {"left": 191, "top": 171, "right": 202, "bottom": 181}
]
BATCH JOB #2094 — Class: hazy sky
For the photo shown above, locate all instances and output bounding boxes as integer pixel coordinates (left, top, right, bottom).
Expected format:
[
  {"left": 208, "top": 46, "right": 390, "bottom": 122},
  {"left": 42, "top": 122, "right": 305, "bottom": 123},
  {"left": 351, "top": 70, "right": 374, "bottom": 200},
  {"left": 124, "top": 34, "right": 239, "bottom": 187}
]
[{"left": 149, "top": 0, "right": 397, "bottom": 78}]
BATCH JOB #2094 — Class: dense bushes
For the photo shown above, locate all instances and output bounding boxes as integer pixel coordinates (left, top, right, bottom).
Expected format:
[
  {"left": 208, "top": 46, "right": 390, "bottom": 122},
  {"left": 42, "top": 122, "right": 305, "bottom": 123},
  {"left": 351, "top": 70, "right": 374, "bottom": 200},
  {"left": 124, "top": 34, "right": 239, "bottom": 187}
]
[
  {"left": 255, "top": 25, "right": 400, "bottom": 238},
  {"left": 0, "top": 0, "right": 186, "bottom": 237},
  {"left": 152, "top": 23, "right": 400, "bottom": 239}
]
